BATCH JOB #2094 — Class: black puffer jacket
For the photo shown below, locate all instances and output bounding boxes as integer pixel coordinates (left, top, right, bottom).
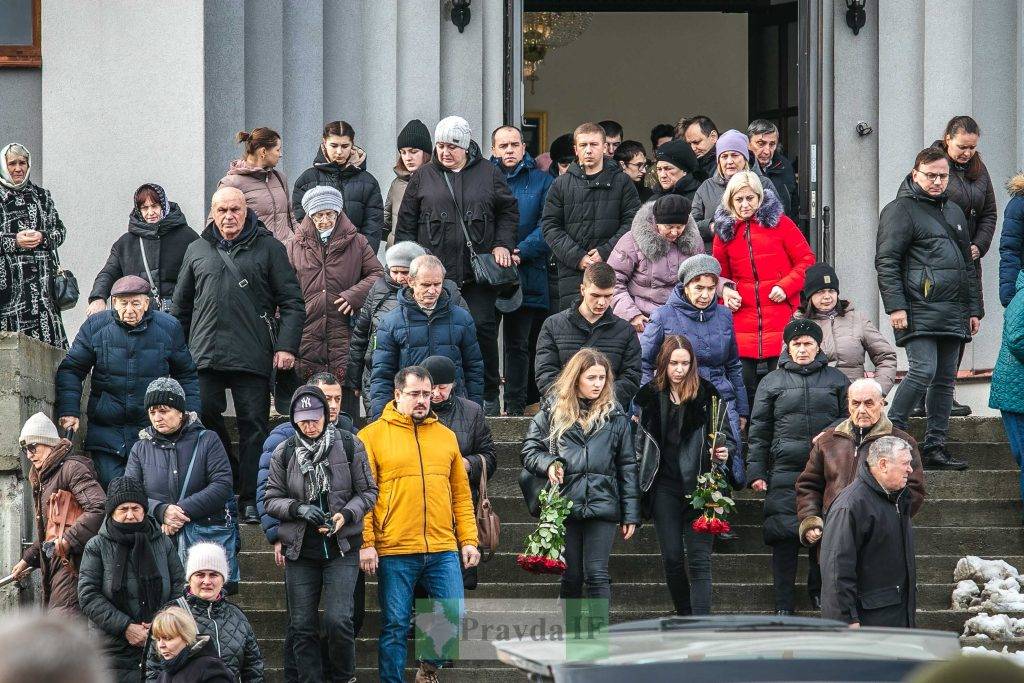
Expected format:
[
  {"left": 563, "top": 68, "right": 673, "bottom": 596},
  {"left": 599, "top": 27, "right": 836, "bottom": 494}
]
[
  {"left": 521, "top": 402, "right": 640, "bottom": 523},
  {"left": 153, "top": 635, "right": 233, "bottom": 683},
  {"left": 346, "top": 274, "right": 466, "bottom": 411},
  {"left": 820, "top": 459, "right": 916, "bottom": 627},
  {"left": 535, "top": 300, "right": 642, "bottom": 409},
  {"left": 932, "top": 142, "right": 998, "bottom": 259},
  {"left": 124, "top": 416, "right": 233, "bottom": 525},
  {"left": 746, "top": 351, "right": 849, "bottom": 545},
  {"left": 433, "top": 395, "right": 497, "bottom": 507},
  {"left": 90, "top": 203, "right": 200, "bottom": 306},
  {"left": 542, "top": 159, "right": 641, "bottom": 310},
  {"left": 145, "top": 591, "right": 263, "bottom": 681},
  {"left": 394, "top": 142, "right": 519, "bottom": 286},
  {"left": 292, "top": 147, "right": 385, "bottom": 252},
  {"left": 172, "top": 210, "right": 305, "bottom": 378},
  {"left": 78, "top": 517, "right": 185, "bottom": 682},
  {"left": 876, "top": 176, "right": 982, "bottom": 345}
]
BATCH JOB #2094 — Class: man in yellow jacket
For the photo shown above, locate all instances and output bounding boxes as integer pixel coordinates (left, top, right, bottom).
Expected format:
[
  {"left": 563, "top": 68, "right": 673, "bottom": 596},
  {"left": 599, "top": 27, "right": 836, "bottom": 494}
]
[{"left": 358, "top": 365, "right": 479, "bottom": 683}]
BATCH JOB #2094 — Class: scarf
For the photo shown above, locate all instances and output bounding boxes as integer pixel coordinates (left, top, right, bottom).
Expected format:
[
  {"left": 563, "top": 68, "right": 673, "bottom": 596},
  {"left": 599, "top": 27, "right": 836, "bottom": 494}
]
[
  {"left": 215, "top": 213, "right": 257, "bottom": 251},
  {"left": 318, "top": 227, "right": 334, "bottom": 243},
  {"left": 0, "top": 143, "right": 30, "bottom": 190},
  {"left": 295, "top": 425, "right": 334, "bottom": 502},
  {"left": 106, "top": 518, "right": 164, "bottom": 624}
]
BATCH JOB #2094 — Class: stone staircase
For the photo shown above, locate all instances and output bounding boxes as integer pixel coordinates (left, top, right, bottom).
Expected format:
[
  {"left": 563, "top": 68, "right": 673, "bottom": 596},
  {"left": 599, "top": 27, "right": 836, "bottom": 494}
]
[{"left": 234, "top": 416, "right": 1024, "bottom": 681}]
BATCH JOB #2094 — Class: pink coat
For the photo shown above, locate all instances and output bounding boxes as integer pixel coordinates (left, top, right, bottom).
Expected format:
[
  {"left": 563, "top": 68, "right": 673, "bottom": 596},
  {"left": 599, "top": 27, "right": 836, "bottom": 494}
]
[
  {"left": 608, "top": 200, "right": 704, "bottom": 323},
  {"left": 218, "top": 160, "right": 296, "bottom": 241}
]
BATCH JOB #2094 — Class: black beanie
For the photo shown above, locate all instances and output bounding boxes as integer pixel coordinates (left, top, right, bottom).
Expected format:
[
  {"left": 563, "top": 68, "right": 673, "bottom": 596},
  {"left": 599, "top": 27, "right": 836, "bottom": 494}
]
[
  {"left": 421, "top": 355, "right": 457, "bottom": 386},
  {"left": 655, "top": 139, "right": 700, "bottom": 175},
  {"left": 105, "top": 477, "right": 147, "bottom": 516},
  {"left": 803, "top": 262, "right": 840, "bottom": 299},
  {"left": 653, "top": 194, "right": 692, "bottom": 225},
  {"left": 397, "top": 119, "right": 432, "bottom": 155},
  {"left": 783, "top": 318, "right": 824, "bottom": 345},
  {"left": 549, "top": 133, "right": 574, "bottom": 163},
  {"left": 145, "top": 377, "right": 186, "bottom": 413}
]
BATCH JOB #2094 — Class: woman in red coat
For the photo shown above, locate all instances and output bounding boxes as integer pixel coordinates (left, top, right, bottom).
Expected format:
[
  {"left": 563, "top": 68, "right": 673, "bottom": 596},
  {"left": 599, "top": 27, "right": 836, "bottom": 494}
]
[{"left": 712, "top": 170, "right": 814, "bottom": 408}]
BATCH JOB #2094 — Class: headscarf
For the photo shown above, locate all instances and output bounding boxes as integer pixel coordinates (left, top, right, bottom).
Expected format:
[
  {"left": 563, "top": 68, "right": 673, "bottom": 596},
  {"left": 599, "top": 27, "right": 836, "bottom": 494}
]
[{"left": 0, "top": 143, "right": 31, "bottom": 190}]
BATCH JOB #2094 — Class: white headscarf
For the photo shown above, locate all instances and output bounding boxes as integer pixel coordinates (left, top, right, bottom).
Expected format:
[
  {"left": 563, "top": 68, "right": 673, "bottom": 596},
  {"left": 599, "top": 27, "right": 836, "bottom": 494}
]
[{"left": 0, "top": 143, "right": 31, "bottom": 190}]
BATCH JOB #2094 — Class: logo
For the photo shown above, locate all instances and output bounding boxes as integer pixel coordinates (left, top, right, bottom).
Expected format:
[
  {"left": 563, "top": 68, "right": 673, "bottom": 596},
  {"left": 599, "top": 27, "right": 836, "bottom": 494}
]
[
  {"left": 823, "top": 275, "right": 831, "bottom": 284},
  {"left": 299, "top": 396, "right": 313, "bottom": 409}
]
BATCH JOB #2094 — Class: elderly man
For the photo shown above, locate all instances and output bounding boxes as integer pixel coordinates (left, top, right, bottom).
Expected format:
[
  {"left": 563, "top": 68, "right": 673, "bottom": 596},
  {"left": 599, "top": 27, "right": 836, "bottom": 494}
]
[
  {"left": 747, "top": 119, "right": 798, "bottom": 214},
  {"left": 797, "top": 378, "right": 926, "bottom": 548},
  {"left": 56, "top": 275, "right": 199, "bottom": 487},
  {"left": 173, "top": 186, "right": 305, "bottom": 523},
  {"left": 369, "top": 254, "right": 484, "bottom": 418},
  {"left": 820, "top": 436, "right": 918, "bottom": 627}
]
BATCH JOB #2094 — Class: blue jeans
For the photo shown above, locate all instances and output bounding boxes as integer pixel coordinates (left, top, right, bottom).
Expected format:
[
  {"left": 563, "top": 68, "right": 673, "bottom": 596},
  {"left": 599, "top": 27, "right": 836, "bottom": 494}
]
[
  {"left": 378, "top": 551, "right": 464, "bottom": 683},
  {"left": 1001, "top": 412, "right": 1024, "bottom": 508},
  {"left": 91, "top": 450, "right": 125, "bottom": 490}
]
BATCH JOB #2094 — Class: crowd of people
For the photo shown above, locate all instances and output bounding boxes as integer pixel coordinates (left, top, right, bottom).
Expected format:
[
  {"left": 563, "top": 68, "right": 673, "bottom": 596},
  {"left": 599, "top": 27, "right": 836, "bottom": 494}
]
[{"left": 1, "top": 109, "right": 1020, "bottom": 682}]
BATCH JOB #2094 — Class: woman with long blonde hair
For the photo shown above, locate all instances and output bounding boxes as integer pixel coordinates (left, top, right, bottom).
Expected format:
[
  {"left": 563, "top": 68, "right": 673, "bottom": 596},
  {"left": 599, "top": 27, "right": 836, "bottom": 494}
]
[{"left": 521, "top": 348, "right": 640, "bottom": 602}]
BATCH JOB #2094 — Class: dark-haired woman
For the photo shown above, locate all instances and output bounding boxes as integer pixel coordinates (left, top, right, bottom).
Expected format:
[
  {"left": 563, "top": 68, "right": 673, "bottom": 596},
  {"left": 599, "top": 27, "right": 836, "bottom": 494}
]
[
  {"left": 87, "top": 184, "right": 200, "bottom": 315},
  {"left": 633, "top": 335, "right": 734, "bottom": 615},
  {"left": 292, "top": 120, "right": 385, "bottom": 252},
  {"left": 218, "top": 127, "right": 295, "bottom": 242}
]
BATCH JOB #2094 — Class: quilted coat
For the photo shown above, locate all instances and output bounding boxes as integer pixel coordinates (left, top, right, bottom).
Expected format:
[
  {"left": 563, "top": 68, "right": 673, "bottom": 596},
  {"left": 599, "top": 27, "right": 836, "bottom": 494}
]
[
  {"left": 991, "top": 271, "right": 1024, "bottom": 413},
  {"left": 218, "top": 160, "right": 295, "bottom": 241}
]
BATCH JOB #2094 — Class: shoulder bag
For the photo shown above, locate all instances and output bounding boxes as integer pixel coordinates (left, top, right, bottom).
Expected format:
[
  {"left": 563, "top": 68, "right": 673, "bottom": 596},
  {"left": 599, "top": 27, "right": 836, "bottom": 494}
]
[
  {"left": 633, "top": 410, "right": 661, "bottom": 493},
  {"left": 475, "top": 460, "right": 500, "bottom": 562},
  {"left": 441, "top": 172, "right": 519, "bottom": 289},
  {"left": 137, "top": 237, "right": 168, "bottom": 312},
  {"left": 45, "top": 489, "right": 85, "bottom": 574},
  {"left": 50, "top": 248, "right": 79, "bottom": 311}
]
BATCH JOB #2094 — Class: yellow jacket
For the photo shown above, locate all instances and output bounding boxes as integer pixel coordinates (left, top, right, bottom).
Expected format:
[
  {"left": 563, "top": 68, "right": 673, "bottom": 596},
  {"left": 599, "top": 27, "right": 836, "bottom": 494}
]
[{"left": 358, "top": 401, "right": 478, "bottom": 556}]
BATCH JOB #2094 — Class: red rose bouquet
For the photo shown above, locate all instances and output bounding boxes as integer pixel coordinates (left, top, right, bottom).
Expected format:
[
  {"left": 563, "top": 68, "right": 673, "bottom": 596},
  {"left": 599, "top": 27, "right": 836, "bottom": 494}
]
[
  {"left": 517, "top": 483, "right": 572, "bottom": 575},
  {"left": 688, "top": 396, "right": 736, "bottom": 535}
]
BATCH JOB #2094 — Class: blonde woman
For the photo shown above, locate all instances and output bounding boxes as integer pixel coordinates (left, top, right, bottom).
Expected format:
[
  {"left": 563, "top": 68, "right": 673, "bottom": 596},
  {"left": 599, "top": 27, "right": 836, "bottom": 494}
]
[
  {"left": 712, "top": 170, "right": 813, "bottom": 408},
  {"left": 150, "top": 606, "right": 233, "bottom": 683},
  {"left": 521, "top": 348, "right": 640, "bottom": 601}
]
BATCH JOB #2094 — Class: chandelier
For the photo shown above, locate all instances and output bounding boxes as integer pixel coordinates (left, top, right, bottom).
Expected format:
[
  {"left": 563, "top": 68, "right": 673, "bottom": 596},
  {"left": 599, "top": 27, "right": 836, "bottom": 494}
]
[{"left": 523, "top": 12, "right": 592, "bottom": 93}]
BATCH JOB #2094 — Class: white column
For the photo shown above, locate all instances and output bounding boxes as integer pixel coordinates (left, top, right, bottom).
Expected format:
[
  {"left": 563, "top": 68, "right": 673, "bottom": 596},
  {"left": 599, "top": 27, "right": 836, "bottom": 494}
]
[
  {"left": 922, "top": 0, "right": 973, "bottom": 142},
  {"left": 282, "top": 2, "right": 324, "bottom": 188},
  {"left": 204, "top": 0, "right": 245, "bottom": 200},
  {"left": 244, "top": 0, "right": 285, "bottom": 132}
]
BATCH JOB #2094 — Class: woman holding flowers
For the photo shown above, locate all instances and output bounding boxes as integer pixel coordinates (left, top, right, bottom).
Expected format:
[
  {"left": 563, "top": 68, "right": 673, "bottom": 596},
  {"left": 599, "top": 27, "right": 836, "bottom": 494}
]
[
  {"left": 521, "top": 348, "right": 640, "bottom": 602},
  {"left": 632, "top": 335, "right": 735, "bottom": 616}
]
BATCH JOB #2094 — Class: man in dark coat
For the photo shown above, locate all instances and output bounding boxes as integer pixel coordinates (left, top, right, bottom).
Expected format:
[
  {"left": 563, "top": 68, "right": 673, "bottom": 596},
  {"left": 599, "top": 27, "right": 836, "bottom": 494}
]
[
  {"left": 172, "top": 186, "right": 305, "bottom": 523},
  {"left": 56, "top": 275, "right": 200, "bottom": 488},
  {"left": 677, "top": 115, "right": 720, "bottom": 182},
  {"left": 395, "top": 116, "right": 519, "bottom": 415},
  {"left": 535, "top": 263, "right": 642, "bottom": 409},
  {"left": 748, "top": 119, "right": 799, "bottom": 210},
  {"left": 820, "top": 436, "right": 917, "bottom": 627},
  {"left": 542, "top": 122, "right": 641, "bottom": 312},
  {"left": 876, "top": 146, "right": 982, "bottom": 471}
]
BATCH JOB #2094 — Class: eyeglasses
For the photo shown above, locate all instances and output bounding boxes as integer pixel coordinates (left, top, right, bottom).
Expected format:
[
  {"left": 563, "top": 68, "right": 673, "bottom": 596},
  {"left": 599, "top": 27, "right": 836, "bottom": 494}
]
[
  {"left": 400, "top": 390, "right": 432, "bottom": 400},
  {"left": 113, "top": 299, "right": 147, "bottom": 310},
  {"left": 22, "top": 443, "right": 44, "bottom": 455},
  {"left": 916, "top": 170, "right": 949, "bottom": 183},
  {"left": 626, "top": 161, "right": 648, "bottom": 171}
]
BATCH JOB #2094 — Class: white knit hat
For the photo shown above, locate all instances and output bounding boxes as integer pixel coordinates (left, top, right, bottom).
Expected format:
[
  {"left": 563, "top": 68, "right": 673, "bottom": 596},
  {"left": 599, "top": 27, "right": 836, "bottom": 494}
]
[
  {"left": 185, "top": 542, "right": 230, "bottom": 580},
  {"left": 301, "top": 185, "right": 344, "bottom": 218},
  {"left": 19, "top": 412, "right": 60, "bottom": 447},
  {"left": 434, "top": 116, "right": 472, "bottom": 151}
]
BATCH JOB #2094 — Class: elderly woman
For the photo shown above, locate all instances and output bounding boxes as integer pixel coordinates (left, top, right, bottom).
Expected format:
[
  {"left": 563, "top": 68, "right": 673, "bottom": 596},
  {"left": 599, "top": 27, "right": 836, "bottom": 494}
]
[
  {"left": 651, "top": 139, "right": 704, "bottom": 202},
  {"left": 9, "top": 412, "right": 105, "bottom": 612},
  {"left": 286, "top": 185, "right": 383, "bottom": 388},
  {"left": 78, "top": 477, "right": 185, "bottom": 683},
  {"left": 712, "top": 171, "right": 814, "bottom": 408},
  {"left": 149, "top": 606, "right": 234, "bottom": 683},
  {"left": 0, "top": 143, "right": 69, "bottom": 347},
  {"left": 125, "top": 378, "right": 234, "bottom": 581},
  {"left": 145, "top": 543, "right": 263, "bottom": 682},
  {"left": 88, "top": 184, "right": 199, "bottom": 316},
  {"left": 608, "top": 194, "right": 703, "bottom": 335}
]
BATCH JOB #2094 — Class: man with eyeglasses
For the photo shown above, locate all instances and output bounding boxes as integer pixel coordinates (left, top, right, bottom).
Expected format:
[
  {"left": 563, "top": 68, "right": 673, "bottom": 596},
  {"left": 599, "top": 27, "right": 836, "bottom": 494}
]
[
  {"left": 358, "top": 365, "right": 479, "bottom": 683},
  {"left": 876, "top": 146, "right": 982, "bottom": 471},
  {"left": 55, "top": 275, "right": 200, "bottom": 487}
]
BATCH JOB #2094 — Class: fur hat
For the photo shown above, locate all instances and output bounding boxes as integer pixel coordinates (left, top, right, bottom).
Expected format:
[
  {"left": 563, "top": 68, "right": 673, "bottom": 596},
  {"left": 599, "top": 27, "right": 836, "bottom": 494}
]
[
  {"left": 185, "top": 542, "right": 230, "bottom": 580},
  {"left": 19, "top": 412, "right": 60, "bottom": 448},
  {"left": 434, "top": 116, "right": 472, "bottom": 151}
]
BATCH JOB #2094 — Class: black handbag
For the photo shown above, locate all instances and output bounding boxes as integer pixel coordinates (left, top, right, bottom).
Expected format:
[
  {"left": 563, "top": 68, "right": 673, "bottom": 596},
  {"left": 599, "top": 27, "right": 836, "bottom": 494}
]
[
  {"left": 519, "top": 434, "right": 559, "bottom": 518},
  {"left": 633, "top": 411, "right": 661, "bottom": 494},
  {"left": 441, "top": 172, "right": 520, "bottom": 290},
  {"left": 50, "top": 249, "right": 79, "bottom": 311}
]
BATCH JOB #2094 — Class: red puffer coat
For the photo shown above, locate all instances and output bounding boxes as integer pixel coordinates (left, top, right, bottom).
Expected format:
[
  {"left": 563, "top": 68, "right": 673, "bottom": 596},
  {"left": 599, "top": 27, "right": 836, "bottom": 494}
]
[
  {"left": 286, "top": 211, "right": 383, "bottom": 383},
  {"left": 712, "top": 189, "right": 813, "bottom": 359}
]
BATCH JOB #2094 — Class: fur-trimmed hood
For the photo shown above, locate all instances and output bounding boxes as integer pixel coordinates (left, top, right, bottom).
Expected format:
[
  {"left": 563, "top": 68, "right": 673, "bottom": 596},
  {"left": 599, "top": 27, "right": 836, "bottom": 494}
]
[
  {"left": 712, "top": 186, "right": 784, "bottom": 243},
  {"left": 630, "top": 200, "right": 703, "bottom": 261},
  {"left": 1008, "top": 172, "right": 1024, "bottom": 197}
]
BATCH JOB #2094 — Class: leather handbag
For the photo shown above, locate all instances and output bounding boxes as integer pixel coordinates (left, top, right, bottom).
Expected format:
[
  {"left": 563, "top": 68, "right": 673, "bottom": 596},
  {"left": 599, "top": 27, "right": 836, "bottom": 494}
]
[
  {"left": 633, "top": 413, "right": 661, "bottom": 493},
  {"left": 441, "top": 172, "right": 520, "bottom": 290},
  {"left": 519, "top": 435, "right": 559, "bottom": 518},
  {"left": 50, "top": 250, "right": 80, "bottom": 311},
  {"left": 45, "top": 489, "right": 84, "bottom": 572},
  {"left": 475, "top": 461, "right": 500, "bottom": 562}
]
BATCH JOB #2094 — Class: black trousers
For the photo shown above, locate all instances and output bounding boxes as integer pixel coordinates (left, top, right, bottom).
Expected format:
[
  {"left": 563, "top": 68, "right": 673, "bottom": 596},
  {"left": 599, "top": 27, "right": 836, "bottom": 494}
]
[
  {"left": 285, "top": 554, "right": 360, "bottom": 682},
  {"left": 284, "top": 569, "right": 365, "bottom": 682},
  {"left": 741, "top": 357, "right": 779, "bottom": 410},
  {"left": 499, "top": 305, "right": 547, "bottom": 413},
  {"left": 199, "top": 369, "right": 270, "bottom": 506},
  {"left": 561, "top": 519, "right": 618, "bottom": 600},
  {"left": 770, "top": 538, "right": 821, "bottom": 612},
  {"left": 651, "top": 482, "right": 714, "bottom": 615},
  {"left": 462, "top": 282, "right": 500, "bottom": 402}
]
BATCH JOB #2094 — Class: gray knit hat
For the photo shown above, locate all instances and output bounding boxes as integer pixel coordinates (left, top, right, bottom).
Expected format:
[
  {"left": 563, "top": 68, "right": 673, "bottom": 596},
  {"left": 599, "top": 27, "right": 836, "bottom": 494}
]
[
  {"left": 678, "top": 253, "right": 722, "bottom": 286},
  {"left": 301, "top": 185, "right": 344, "bottom": 217},
  {"left": 386, "top": 241, "right": 427, "bottom": 269},
  {"left": 19, "top": 412, "right": 61, "bottom": 448},
  {"left": 434, "top": 116, "right": 472, "bottom": 151},
  {"left": 145, "top": 377, "right": 186, "bottom": 413}
]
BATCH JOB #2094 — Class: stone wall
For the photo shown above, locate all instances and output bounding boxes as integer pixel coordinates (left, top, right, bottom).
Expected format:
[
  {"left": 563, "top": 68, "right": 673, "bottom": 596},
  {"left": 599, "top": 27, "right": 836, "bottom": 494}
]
[{"left": 0, "top": 333, "right": 67, "bottom": 609}]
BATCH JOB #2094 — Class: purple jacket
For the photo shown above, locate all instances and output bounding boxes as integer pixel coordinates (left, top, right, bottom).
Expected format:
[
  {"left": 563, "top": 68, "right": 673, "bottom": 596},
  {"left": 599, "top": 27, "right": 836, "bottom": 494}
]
[{"left": 608, "top": 200, "right": 704, "bottom": 325}]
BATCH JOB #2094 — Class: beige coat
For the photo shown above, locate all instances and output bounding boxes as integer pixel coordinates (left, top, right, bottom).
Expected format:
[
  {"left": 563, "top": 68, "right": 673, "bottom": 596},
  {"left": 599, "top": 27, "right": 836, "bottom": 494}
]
[
  {"left": 383, "top": 164, "right": 411, "bottom": 247},
  {"left": 797, "top": 301, "right": 897, "bottom": 394},
  {"left": 218, "top": 159, "right": 295, "bottom": 241}
]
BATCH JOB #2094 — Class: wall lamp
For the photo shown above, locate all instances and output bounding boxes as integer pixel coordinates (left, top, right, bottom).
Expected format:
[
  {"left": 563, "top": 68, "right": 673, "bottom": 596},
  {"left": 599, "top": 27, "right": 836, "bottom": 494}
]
[
  {"left": 846, "top": 0, "right": 867, "bottom": 36},
  {"left": 451, "top": 0, "right": 471, "bottom": 33}
]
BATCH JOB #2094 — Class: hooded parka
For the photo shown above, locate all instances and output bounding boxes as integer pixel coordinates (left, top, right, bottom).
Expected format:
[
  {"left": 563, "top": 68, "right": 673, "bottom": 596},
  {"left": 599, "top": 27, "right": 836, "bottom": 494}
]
[
  {"left": 875, "top": 176, "right": 982, "bottom": 346},
  {"left": 712, "top": 189, "right": 814, "bottom": 360},
  {"left": 746, "top": 351, "right": 849, "bottom": 545},
  {"left": 998, "top": 174, "right": 1024, "bottom": 307},
  {"left": 286, "top": 212, "right": 383, "bottom": 385},
  {"left": 542, "top": 158, "right": 641, "bottom": 311},
  {"left": 218, "top": 160, "right": 296, "bottom": 242}
]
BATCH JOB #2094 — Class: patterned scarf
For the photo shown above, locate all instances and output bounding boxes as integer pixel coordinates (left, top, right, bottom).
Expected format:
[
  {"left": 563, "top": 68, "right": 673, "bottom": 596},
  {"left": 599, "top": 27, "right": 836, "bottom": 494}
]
[{"left": 295, "top": 424, "right": 334, "bottom": 502}]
